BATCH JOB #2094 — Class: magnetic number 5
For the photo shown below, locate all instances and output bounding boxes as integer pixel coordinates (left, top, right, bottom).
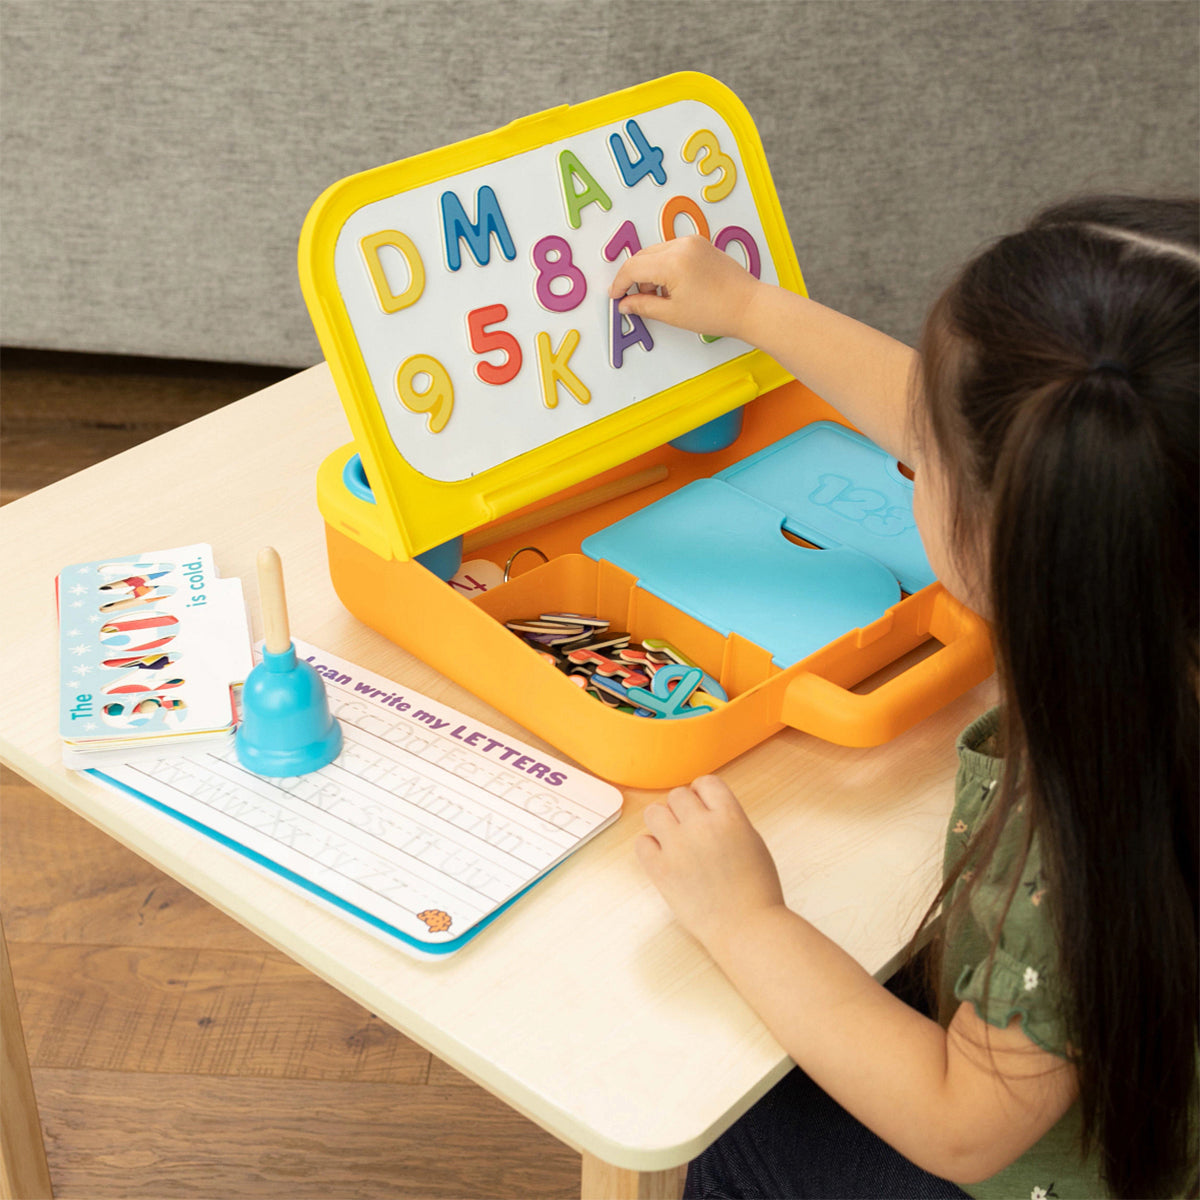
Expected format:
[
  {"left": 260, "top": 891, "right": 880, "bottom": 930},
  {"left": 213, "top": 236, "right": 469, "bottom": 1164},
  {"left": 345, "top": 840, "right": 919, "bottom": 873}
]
[
  {"left": 467, "top": 304, "right": 522, "bottom": 385},
  {"left": 396, "top": 354, "right": 454, "bottom": 433},
  {"left": 682, "top": 129, "right": 736, "bottom": 202}
]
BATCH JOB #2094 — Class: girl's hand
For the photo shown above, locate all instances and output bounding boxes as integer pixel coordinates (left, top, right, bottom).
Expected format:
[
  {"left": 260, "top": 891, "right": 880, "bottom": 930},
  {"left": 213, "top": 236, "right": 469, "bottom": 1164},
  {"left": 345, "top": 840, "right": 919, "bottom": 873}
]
[
  {"left": 637, "top": 774, "right": 786, "bottom": 954},
  {"left": 608, "top": 236, "right": 763, "bottom": 341}
]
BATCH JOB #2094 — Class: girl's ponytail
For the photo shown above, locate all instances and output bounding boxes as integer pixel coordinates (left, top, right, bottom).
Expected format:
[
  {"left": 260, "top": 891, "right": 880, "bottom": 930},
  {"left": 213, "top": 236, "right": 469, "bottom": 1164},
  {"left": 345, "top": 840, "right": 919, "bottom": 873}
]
[
  {"left": 918, "top": 197, "right": 1198, "bottom": 1200},
  {"left": 990, "top": 361, "right": 1196, "bottom": 1198}
]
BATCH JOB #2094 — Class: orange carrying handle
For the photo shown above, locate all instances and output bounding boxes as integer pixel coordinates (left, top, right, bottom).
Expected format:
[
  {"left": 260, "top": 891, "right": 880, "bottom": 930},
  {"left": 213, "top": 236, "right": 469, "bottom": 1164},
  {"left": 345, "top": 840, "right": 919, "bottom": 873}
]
[{"left": 779, "top": 589, "right": 995, "bottom": 747}]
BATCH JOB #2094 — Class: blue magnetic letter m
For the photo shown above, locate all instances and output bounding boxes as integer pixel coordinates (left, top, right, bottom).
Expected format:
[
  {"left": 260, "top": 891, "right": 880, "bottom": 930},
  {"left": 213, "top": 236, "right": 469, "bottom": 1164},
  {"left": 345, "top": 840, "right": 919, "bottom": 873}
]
[{"left": 440, "top": 186, "right": 516, "bottom": 271}]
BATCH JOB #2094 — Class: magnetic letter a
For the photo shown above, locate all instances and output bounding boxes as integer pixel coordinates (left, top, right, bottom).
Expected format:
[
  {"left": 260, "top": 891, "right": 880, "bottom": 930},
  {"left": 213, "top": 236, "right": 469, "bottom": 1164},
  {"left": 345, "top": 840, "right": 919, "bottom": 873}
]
[
  {"left": 610, "top": 297, "right": 654, "bottom": 368},
  {"left": 441, "top": 186, "right": 517, "bottom": 271},
  {"left": 558, "top": 150, "right": 612, "bottom": 230}
]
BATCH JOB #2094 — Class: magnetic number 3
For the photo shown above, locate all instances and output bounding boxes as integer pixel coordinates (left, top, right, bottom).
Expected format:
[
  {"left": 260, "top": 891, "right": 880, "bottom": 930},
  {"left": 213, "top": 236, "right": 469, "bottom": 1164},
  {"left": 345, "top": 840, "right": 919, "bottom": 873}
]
[{"left": 682, "top": 129, "right": 736, "bottom": 202}]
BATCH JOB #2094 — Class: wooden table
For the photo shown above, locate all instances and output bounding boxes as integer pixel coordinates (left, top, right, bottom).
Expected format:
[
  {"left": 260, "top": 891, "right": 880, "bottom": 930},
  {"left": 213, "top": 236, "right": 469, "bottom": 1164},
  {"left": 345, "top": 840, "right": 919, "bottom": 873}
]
[{"left": 0, "top": 364, "right": 995, "bottom": 1199}]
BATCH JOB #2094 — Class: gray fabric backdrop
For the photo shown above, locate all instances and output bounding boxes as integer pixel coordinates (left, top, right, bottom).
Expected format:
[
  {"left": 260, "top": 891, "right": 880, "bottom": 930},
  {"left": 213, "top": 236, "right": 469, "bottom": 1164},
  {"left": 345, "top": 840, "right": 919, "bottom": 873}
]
[{"left": 2, "top": 0, "right": 1196, "bottom": 366}]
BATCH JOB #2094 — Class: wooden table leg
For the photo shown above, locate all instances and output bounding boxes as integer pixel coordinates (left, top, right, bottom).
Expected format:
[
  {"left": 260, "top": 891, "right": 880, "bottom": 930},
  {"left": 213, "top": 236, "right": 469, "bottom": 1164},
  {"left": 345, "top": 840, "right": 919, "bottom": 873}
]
[
  {"left": 1, "top": 915, "right": 53, "bottom": 1200},
  {"left": 580, "top": 1152, "right": 686, "bottom": 1200}
]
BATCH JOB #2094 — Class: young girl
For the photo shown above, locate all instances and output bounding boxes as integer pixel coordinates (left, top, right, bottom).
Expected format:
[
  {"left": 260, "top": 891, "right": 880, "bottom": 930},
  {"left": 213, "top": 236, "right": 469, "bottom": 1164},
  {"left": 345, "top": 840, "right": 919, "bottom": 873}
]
[{"left": 609, "top": 197, "right": 1198, "bottom": 1200}]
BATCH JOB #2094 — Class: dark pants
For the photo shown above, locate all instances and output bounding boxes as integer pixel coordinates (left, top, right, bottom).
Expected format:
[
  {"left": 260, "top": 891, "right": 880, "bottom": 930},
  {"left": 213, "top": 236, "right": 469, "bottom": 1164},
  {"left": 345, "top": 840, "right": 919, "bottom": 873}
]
[{"left": 683, "top": 956, "right": 971, "bottom": 1200}]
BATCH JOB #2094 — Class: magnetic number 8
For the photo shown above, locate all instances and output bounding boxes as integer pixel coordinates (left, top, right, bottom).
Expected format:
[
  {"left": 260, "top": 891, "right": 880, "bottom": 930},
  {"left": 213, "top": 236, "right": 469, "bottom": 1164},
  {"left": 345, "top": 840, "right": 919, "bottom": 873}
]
[
  {"left": 682, "top": 129, "right": 736, "bottom": 202},
  {"left": 532, "top": 235, "right": 587, "bottom": 313},
  {"left": 396, "top": 354, "right": 454, "bottom": 433}
]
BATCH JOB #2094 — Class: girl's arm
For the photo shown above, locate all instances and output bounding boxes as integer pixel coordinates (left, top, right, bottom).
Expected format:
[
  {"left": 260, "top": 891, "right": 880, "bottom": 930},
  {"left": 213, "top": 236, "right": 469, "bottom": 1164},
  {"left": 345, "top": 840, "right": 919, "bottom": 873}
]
[
  {"left": 639, "top": 776, "right": 1079, "bottom": 1185},
  {"left": 609, "top": 237, "right": 922, "bottom": 466}
]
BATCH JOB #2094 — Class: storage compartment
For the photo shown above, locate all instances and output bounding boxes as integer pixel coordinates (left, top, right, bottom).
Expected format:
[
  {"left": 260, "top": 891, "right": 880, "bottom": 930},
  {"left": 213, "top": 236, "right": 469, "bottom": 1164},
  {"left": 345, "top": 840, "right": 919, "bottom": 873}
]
[{"left": 321, "top": 400, "right": 993, "bottom": 788}]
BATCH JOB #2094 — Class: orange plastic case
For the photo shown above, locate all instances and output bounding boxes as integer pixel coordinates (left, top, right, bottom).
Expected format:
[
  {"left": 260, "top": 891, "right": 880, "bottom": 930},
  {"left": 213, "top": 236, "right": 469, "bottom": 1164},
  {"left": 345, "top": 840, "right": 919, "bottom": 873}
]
[{"left": 303, "top": 74, "right": 993, "bottom": 789}]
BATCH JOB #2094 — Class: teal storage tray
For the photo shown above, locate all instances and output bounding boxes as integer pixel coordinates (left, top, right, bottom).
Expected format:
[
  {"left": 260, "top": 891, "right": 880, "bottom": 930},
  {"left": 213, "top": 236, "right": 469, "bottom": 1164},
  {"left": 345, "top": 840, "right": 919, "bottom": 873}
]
[
  {"left": 581, "top": 422, "right": 933, "bottom": 668},
  {"left": 716, "top": 421, "right": 932, "bottom": 594}
]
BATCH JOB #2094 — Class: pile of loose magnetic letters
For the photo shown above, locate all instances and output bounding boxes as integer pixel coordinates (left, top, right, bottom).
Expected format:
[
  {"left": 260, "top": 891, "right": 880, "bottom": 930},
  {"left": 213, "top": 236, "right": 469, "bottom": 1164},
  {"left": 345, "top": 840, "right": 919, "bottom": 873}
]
[{"left": 504, "top": 613, "right": 728, "bottom": 719}]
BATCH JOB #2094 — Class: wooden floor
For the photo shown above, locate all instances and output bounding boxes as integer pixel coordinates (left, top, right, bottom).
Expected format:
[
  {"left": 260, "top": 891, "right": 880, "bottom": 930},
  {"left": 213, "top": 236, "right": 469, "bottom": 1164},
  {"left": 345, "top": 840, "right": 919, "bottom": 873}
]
[{"left": 0, "top": 350, "right": 582, "bottom": 1198}]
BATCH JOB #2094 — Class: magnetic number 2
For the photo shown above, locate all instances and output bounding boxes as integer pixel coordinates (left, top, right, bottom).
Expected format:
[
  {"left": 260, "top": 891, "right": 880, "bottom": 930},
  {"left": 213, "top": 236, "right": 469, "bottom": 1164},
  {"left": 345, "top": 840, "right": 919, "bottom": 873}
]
[
  {"left": 396, "top": 354, "right": 454, "bottom": 433},
  {"left": 608, "top": 119, "right": 667, "bottom": 188},
  {"left": 682, "top": 129, "right": 736, "bottom": 202}
]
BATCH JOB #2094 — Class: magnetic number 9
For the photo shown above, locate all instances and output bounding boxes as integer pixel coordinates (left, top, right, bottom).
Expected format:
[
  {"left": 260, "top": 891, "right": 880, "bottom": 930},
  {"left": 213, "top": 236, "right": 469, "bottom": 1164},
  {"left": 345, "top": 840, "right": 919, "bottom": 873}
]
[
  {"left": 682, "top": 129, "right": 736, "bottom": 202},
  {"left": 395, "top": 354, "right": 454, "bottom": 433}
]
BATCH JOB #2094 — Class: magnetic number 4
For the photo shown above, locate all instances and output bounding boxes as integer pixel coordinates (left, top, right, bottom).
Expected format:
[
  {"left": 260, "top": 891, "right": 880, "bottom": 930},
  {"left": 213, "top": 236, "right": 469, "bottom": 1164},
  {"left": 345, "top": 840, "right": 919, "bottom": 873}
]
[{"left": 609, "top": 120, "right": 666, "bottom": 189}]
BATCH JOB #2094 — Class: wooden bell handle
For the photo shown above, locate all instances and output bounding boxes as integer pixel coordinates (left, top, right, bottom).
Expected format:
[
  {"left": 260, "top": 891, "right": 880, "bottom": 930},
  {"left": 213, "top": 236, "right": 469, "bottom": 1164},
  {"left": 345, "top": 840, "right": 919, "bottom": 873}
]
[{"left": 257, "top": 547, "right": 292, "bottom": 655}]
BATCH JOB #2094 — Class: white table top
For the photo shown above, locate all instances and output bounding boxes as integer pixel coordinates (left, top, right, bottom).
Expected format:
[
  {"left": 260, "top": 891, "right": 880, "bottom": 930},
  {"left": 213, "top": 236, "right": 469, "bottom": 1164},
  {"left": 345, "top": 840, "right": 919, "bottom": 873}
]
[{"left": 0, "top": 363, "right": 996, "bottom": 1170}]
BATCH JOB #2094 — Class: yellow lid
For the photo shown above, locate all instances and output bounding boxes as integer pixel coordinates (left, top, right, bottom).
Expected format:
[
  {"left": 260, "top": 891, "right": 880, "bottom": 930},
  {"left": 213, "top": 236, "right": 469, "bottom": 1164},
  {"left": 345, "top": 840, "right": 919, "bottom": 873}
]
[{"left": 299, "top": 72, "right": 805, "bottom": 560}]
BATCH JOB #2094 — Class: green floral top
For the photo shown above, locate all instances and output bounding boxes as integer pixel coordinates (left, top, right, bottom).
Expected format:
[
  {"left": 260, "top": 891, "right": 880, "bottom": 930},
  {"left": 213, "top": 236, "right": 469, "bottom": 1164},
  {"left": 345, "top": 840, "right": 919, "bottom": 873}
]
[
  {"left": 942, "top": 708, "right": 1100, "bottom": 1200},
  {"left": 942, "top": 708, "right": 1196, "bottom": 1198}
]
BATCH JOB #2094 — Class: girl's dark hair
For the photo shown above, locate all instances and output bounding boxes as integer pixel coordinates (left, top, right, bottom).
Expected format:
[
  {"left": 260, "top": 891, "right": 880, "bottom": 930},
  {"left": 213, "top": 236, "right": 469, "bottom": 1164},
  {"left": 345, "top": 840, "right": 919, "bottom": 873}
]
[{"left": 916, "top": 195, "right": 1198, "bottom": 1199}]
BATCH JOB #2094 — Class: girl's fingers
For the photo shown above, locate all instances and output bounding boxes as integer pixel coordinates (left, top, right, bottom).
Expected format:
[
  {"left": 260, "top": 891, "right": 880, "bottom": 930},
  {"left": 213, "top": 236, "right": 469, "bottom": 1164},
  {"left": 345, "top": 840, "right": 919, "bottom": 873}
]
[
  {"left": 608, "top": 243, "right": 672, "bottom": 297},
  {"left": 617, "top": 292, "right": 671, "bottom": 322},
  {"left": 642, "top": 801, "right": 677, "bottom": 835},
  {"left": 690, "top": 774, "right": 739, "bottom": 811},
  {"left": 620, "top": 239, "right": 671, "bottom": 263},
  {"left": 634, "top": 832, "right": 661, "bottom": 860},
  {"left": 666, "top": 784, "right": 706, "bottom": 821},
  {"left": 609, "top": 266, "right": 663, "bottom": 298},
  {"left": 608, "top": 256, "right": 637, "bottom": 296}
]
